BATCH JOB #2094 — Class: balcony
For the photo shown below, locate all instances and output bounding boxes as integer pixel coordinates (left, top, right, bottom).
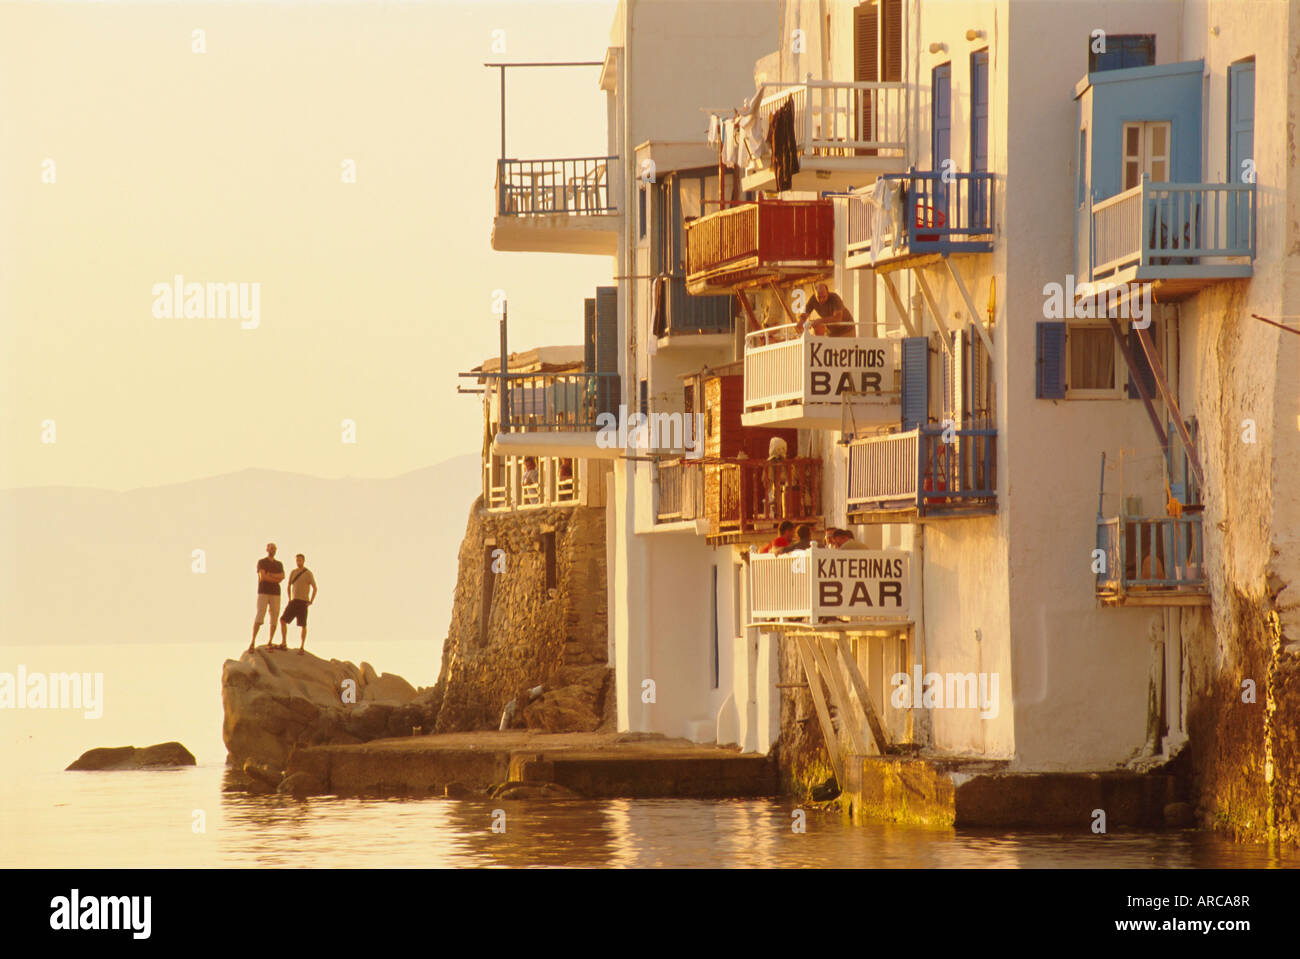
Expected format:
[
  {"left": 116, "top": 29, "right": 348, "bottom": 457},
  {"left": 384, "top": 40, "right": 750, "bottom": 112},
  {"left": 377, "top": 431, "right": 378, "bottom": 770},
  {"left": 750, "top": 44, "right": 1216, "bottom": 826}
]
[
  {"left": 654, "top": 275, "right": 734, "bottom": 352},
  {"left": 1095, "top": 514, "right": 1207, "bottom": 606},
  {"left": 749, "top": 548, "right": 911, "bottom": 625},
  {"left": 742, "top": 328, "right": 901, "bottom": 430},
  {"left": 489, "top": 370, "right": 621, "bottom": 460},
  {"left": 847, "top": 427, "right": 997, "bottom": 523},
  {"left": 484, "top": 455, "right": 582, "bottom": 511},
  {"left": 734, "top": 79, "right": 907, "bottom": 193},
  {"left": 492, "top": 156, "right": 620, "bottom": 256},
  {"left": 705, "top": 456, "right": 822, "bottom": 545},
  {"left": 846, "top": 171, "right": 995, "bottom": 272},
  {"left": 1077, "top": 179, "right": 1256, "bottom": 301},
  {"left": 684, "top": 198, "right": 833, "bottom": 295},
  {"left": 654, "top": 457, "right": 706, "bottom": 526}
]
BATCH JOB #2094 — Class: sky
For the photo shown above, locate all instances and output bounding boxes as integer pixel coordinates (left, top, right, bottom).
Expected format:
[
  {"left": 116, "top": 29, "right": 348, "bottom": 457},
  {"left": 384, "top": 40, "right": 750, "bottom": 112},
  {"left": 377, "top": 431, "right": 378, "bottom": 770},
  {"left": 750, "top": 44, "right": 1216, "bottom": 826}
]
[{"left": 0, "top": 0, "right": 620, "bottom": 490}]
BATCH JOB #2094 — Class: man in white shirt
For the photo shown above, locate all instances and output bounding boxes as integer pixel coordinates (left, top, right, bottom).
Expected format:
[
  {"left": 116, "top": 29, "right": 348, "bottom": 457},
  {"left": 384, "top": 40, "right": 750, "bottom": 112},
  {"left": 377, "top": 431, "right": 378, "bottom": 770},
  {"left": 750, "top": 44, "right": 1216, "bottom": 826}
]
[{"left": 278, "top": 553, "right": 318, "bottom": 654}]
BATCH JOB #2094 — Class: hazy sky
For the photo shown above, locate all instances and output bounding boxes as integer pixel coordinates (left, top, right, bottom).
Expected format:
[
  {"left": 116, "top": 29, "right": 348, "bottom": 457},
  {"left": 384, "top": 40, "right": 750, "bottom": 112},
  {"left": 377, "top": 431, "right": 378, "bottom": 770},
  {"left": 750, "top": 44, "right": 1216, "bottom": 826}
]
[{"left": 0, "top": 0, "right": 619, "bottom": 490}]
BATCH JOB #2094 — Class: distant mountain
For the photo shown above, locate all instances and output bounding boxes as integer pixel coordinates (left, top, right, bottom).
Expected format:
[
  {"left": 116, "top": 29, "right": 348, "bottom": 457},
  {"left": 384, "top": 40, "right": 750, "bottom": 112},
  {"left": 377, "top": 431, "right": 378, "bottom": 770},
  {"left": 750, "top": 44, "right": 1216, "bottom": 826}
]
[{"left": 0, "top": 455, "right": 481, "bottom": 646}]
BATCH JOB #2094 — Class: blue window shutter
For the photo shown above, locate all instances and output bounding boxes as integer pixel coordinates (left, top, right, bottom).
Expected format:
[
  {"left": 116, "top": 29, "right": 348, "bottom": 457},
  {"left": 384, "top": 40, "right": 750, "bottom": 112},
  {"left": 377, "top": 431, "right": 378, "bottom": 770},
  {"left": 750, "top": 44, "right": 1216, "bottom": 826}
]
[
  {"left": 1036, "top": 322, "right": 1066, "bottom": 399},
  {"left": 1127, "top": 329, "right": 1157, "bottom": 399},
  {"left": 595, "top": 286, "right": 619, "bottom": 416},
  {"left": 901, "top": 336, "right": 929, "bottom": 430}
]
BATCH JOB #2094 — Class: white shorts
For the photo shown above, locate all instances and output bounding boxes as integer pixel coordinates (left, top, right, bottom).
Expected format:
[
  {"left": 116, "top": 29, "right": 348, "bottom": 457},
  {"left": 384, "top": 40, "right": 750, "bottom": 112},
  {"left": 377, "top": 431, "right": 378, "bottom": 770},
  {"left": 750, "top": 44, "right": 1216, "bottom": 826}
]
[{"left": 255, "top": 593, "right": 281, "bottom": 625}]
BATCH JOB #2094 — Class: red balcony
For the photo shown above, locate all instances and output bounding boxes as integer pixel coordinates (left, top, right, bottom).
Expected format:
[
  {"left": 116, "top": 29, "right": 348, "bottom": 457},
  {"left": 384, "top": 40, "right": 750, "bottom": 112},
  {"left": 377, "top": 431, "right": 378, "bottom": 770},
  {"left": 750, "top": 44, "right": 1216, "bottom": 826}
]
[
  {"left": 684, "top": 198, "right": 834, "bottom": 295},
  {"left": 705, "top": 456, "right": 823, "bottom": 545}
]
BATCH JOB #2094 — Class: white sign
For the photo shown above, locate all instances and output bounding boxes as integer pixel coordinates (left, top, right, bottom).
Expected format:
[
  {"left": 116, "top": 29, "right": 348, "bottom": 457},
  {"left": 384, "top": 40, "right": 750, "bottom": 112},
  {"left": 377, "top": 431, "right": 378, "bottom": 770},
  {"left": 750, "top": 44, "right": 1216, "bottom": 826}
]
[
  {"left": 803, "top": 337, "right": 898, "bottom": 413},
  {"left": 812, "top": 549, "right": 910, "bottom": 618}
]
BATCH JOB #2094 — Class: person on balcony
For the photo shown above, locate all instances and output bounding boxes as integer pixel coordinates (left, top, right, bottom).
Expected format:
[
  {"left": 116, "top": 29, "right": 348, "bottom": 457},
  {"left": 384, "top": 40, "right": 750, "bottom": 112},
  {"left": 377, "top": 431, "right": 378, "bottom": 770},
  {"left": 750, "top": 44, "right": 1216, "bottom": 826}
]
[
  {"left": 758, "top": 520, "right": 795, "bottom": 554},
  {"left": 776, "top": 524, "right": 813, "bottom": 555},
  {"left": 521, "top": 456, "right": 540, "bottom": 505},
  {"left": 827, "top": 527, "right": 870, "bottom": 550},
  {"left": 797, "top": 282, "right": 856, "bottom": 337}
]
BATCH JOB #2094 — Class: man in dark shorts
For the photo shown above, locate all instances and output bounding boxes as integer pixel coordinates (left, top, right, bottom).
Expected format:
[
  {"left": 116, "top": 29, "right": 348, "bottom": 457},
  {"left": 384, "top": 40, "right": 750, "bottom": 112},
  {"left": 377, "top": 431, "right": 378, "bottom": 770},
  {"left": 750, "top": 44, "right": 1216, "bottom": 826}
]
[
  {"left": 279, "top": 553, "right": 318, "bottom": 654},
  {"left": 250, "top": 542, "right": 286, "bottom": 650},
  {"left": 797, "top": 282, "right": 856, "bottom": 336}
]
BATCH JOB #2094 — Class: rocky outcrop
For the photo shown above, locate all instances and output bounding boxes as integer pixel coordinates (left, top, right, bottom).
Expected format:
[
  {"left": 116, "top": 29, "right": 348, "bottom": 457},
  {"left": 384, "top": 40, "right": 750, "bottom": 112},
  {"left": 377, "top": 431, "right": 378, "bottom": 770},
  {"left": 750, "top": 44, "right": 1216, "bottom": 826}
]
[
  {"left": 67, "top": 742, "right": 195, "bottom": 771},
  {"left": 221, "top": 647, "right": 439, "bottom": 769}
]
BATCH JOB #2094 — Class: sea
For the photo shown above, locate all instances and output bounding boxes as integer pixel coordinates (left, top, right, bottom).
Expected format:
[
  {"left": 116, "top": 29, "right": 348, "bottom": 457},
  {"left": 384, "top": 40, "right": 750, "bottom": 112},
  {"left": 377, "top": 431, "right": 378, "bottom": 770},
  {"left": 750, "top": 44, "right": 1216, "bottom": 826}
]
[{"left": 1, "top": 640, "right": 1296, "bottom": 869}]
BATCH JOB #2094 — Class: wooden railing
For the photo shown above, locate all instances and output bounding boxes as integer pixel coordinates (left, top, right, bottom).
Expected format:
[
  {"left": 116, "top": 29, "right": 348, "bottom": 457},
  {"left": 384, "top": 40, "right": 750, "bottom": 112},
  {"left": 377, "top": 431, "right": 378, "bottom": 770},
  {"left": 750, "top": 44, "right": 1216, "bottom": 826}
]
[
  {"left": 848, "top": 426, "right": 997, "bottom": 516},
  {"left": 494, "top": 371, "right": 618, "bottom": 432},
  {"left": 846, "top": 170, "right": 995, "bottom": 257},
  {"left": 1095, "top": 514, "right": 1205, "bottom": 595},
  {"left": 655, "top": 458, "right": 705, "bottom": 523},
  {"left": 711, "top": 457, "right": 822, "bottom": 536},
  {"left": 484, "top": 455, "right": 580, "bottom": 511},
  {"left": 685, "top": 198, "right": 835, "bottom": 285},
  {"left": 1083, "top": 178, "right": 1257, "bottom": 280},
  {"left": 496, "top": 156, "right": 617, "bottom": 216}
]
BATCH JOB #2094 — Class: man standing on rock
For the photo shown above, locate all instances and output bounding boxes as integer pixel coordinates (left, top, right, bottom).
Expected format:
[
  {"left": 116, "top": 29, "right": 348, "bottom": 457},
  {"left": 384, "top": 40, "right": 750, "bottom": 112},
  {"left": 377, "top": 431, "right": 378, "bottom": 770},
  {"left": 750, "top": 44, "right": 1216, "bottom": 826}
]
[
  {"left": 249, "top": 542, "right": 285, "bottom": 651},
  {"left": 279, "top": 553, "right": 317, "bottom": 654}
]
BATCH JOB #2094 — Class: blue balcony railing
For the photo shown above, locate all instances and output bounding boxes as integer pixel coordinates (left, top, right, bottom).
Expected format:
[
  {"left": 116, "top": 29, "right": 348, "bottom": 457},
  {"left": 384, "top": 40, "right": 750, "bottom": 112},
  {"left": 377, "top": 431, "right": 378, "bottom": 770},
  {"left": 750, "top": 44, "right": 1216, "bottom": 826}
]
[
  {"left": 847, "top": 170, "right": 995, "bottom": 261},
  {"left": 496, "top": 157, "right": 617, "bottom": 217},
  {"left": 493, "top": 371, "right": 619, "bottom": 432},
  {"left": 847, "top": 425, "right": 996, "bottom": 518},
  {"left": 1095, "top": 514, "right": 1206, "bottom": 598}
]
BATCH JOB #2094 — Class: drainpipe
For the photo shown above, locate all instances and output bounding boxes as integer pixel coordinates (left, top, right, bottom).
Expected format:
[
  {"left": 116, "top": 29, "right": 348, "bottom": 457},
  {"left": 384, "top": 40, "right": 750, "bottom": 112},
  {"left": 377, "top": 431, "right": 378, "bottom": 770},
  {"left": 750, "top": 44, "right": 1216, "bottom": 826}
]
[{"left": 913, "top": 522, "right": 929, "bottom": 747}]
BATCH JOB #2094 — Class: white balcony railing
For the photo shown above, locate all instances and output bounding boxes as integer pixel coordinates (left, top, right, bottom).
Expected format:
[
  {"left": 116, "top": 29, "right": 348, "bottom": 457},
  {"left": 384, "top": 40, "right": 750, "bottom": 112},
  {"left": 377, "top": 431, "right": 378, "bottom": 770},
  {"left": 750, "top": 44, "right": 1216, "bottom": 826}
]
[
  {"left": 742, "top": 79, "right": 908, "bottom": 169},
  {"left": 750, "top": 547, "right": 910, "bottom": 623},
  {"left": 484, "top": 455, "right": 580, "bottom": 511},
  {"left": 743, "top": 327, "right": 901, "bottom": 418}
]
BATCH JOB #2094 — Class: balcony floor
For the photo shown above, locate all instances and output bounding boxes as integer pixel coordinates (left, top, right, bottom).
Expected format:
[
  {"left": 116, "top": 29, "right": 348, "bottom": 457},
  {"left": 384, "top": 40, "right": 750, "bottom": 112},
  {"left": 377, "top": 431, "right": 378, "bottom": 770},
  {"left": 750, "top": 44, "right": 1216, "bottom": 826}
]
[
  {"left": 1097, "top": 587, "right": 1209, "bottom": 607},
  {"left": 846, "top": 243, "right": 993, "bottom": 274},
  {"left": 491, "top": 213, "right": 620, "bottom": 256},
  {"left": 742, "top": 400, "right": 899, "bottom": 432},
  {"left": 848, "top": 501, "right": 998, "bottom": 525},
  {"left": 741, "top": 156, "right": 906, "bottom": 194},
  {"left": 492, "top": 431, "right": 621, "bottom": 460},
  {"left": 1083, "top": 262, "right": 1254, "bottom": 304}
]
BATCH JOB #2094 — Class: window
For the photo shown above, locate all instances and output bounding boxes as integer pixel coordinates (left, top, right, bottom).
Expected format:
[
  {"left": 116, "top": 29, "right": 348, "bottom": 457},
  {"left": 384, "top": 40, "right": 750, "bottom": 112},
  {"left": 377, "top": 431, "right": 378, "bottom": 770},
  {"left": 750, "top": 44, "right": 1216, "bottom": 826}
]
[
  {"left": 710, "top": 566, "right": 720, "bottom": 690},
  {"left": 542, "top": 531, "right": 557, "bottom": 591},
  {"left": 1122, "top": 122, "right": 1170, "bottom": 190},
  {"left": 1089, "top": 34, "right": 1154, "bottom": 72},
  {"left": 1066, "top": 324, "right": 1120, "bottom": 397},
  {"left": 1077, "top": 128, "right": 1088, "bottom": 206},
  {"left": 638, "top": 186, "right": 647, "bottom": 241}
]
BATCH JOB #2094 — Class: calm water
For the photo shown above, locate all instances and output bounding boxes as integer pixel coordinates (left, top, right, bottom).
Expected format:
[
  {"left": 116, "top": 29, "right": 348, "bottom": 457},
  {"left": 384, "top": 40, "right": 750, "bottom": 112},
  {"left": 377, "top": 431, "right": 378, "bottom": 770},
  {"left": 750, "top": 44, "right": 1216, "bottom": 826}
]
[{"left": 2, "top": 642, "right": 1296, "bottom": 868}]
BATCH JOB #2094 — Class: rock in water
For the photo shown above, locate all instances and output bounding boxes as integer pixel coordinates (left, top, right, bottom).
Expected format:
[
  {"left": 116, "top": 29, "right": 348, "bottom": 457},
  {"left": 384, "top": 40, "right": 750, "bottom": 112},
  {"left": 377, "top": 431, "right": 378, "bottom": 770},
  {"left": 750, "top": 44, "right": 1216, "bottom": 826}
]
[
  {"left": 277, "top": 772, "right": 326, "bottom": 798},
  {"left": 67, "top": 742, "right": 196, "bottom": 771},
  {"left": 221, "top": 647, "right": 434, "bottom": 769}
]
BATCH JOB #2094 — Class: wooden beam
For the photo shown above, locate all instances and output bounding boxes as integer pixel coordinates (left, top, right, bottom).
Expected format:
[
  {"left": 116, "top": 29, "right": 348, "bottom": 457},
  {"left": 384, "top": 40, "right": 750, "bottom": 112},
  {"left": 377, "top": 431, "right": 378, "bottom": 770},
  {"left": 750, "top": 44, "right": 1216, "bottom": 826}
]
[
  {"left": 879, "top": 273, "right": 919, "bottom": 337},
  {"left": 832, "top": 635, "right": 888, "bottom": 754},
  {"left": 808, "top": 634, "right": 868, "bottom": 758},
  {"left": 1135, "top": 323, "right": 1204, "bottom": 488},
  {"left": 736, "top": 290, "right": 760, "bottom": 333},
  {"left": 944, "top": 258, "right": 994, "bottom": 356},
  {"left": 914, "top": 271, "right": 955, "bottom": 357},
  {"left": 1105, "top": 315, "right": 1168, "bottom": 455},
  {"left": 767, "top": 279, "right": 799, "bottom": 327},
  {"left": 795, "top": 635, "right": 845, "bottom": 786}
]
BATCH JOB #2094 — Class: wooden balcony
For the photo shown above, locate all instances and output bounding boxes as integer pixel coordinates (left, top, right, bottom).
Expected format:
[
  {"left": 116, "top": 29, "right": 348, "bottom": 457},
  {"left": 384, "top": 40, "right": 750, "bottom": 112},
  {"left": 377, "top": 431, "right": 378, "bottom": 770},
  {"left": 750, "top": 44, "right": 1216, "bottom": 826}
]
[
  {"left": 742, "top": 327, "right": 901, "bottom": 430},
  {"left": 1095, "top": 514, "right": 1208, "bottom": 606},
  {"left": 846, "top": 171, "right": 995, "bottom": 272},
  {"left": 847, "top": 427, "right": 997, "bottom": 523},
  {"left": 684, "top": 198, "right": 833, "bottom": 295},
  {"left": 1077, "top": 178, "right": 1255, "bottom": 301},
  {"left": 492, "top": 156, "right": 620, "bottom": 255},
  {"left": 484, "top": 455, "right": 582, "bottom": 511},
  {"left": 749, "top": 548, "right": 911, "bottom": 625},
  {"left": 735, "top": 79, "right": 907, "bottom": 193},
  {"left": 705, "top": 456, "right": 822, "bottom": 546}
]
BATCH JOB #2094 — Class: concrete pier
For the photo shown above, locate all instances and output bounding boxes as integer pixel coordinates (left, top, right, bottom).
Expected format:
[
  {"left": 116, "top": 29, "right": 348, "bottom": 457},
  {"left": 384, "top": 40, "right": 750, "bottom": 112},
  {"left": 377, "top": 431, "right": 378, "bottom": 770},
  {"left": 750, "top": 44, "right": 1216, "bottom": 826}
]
[{"left": 284, "top": 731, "right": 778, "bottom": 799}]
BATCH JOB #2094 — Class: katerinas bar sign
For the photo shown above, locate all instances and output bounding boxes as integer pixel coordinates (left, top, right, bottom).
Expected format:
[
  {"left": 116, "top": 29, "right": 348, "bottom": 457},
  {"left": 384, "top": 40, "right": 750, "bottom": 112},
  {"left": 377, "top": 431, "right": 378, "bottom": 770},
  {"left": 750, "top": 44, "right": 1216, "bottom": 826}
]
[
  {"left": 749, "top": 547, "right": 911, "bottom": 622},
  {"left": 803, "top": 337, "right": 894, "bottom": 403}
]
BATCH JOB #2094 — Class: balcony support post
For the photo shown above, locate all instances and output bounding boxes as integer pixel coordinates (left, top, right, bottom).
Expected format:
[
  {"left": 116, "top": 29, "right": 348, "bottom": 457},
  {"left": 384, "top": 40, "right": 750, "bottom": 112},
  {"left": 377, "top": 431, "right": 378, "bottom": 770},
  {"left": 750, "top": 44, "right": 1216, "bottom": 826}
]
[
  {"left": 794, "top": 635, "right": 845, "bottom": 786},
  {"left": 1134, "top": 323, "right": 1204, "bottom": 488},
  {"left": 1105, "top": 314, "right": 1167, "bottom": 457},
  {"left": 736, "top": 290, "right": 761, "bottom": 332},
  {"left": 498, "top": 305, "right": 509, "bottom": 432},
  {"left": 914, "top": 271, "right": 955, "bottom": 357},
  {"left": 879, "top": 273, "right": 919, "bottom": 337},
  {"left": 767, "top": 279, "right": 799, "bottom": 326},
  {"left": 833, "top": 635, "right": 888, "bottom": 753},
  {"left": 944, "top": 258, "right": 994, "bottom": 356},
  {"left": 808, "top": 636, "right": 868, "bottom": 758}
]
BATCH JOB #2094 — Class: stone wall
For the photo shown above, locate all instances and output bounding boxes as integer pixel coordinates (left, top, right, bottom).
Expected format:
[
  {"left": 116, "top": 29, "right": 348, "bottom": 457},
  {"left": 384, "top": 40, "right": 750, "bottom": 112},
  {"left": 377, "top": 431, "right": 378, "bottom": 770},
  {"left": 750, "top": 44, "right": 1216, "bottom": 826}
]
[
  {"left": 772, "top": 633, "right": 836, "bottom": 798},
  {"left": 432, "top": 497, "right": 611, "bottom": 733}
]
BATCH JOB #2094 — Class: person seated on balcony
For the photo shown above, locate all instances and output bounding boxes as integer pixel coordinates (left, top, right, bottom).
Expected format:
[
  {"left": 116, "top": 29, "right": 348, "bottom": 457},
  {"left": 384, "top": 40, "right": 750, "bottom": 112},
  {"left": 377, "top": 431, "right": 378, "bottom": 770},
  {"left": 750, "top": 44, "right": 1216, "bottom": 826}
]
[
  {"left": 776, "top": 524, "right": 813, "bottom": 555},
  {"left": 827, "top": 527, "right": 870, "bottom": 550},
  {"left": 796, "top": 282, "right": 856, "bottom": 337},
  {"left": 521, "top": 456, "right": 540, "bottom": 504},
  {"left": 558, "top": 458, "right": 573, "bottom": 483},
  {"left": 758, "top": 520, "right": 795, "bottom": 555}
]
